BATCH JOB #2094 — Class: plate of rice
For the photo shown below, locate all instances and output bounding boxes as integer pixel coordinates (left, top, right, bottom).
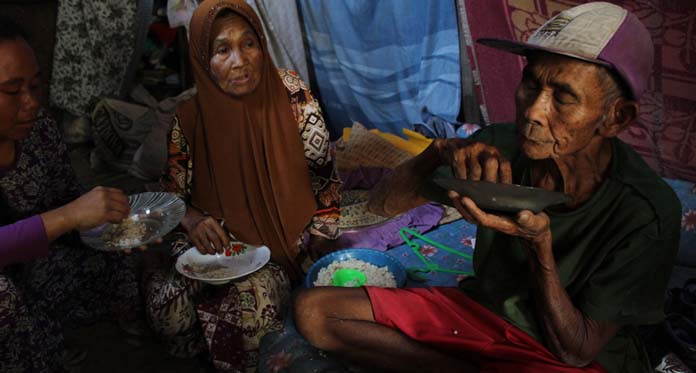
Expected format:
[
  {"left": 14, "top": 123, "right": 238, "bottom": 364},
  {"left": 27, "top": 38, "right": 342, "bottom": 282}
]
[
  {"left": 306, "top": 248, "right": 407, "bottom": 288},
  {"left": 175, "top": 244, "right": 271, "bottom": 285},
  {"left": 81, "top": 192, "right": 186, "bottom": 251}
]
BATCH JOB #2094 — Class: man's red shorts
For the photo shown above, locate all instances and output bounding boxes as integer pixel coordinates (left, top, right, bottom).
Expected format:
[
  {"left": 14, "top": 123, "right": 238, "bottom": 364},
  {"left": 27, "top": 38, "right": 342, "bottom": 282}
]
[{"left": 365, "top": 286, "right": 605, "bottom": 373}]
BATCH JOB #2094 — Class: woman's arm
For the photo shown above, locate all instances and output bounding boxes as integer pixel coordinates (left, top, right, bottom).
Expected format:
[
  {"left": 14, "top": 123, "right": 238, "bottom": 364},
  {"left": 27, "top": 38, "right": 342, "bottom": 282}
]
[
  {"left": 283, "top": 69, "right": 342, "bottom": 258},
  {"left": 0, "top": 215, "right": 49, "bottom": 267},
  {"left": 1, "top": 186, "right": 130, "bottom": 267},
  {"left": 39, "top": 186, "right": 130, "bottom": 241},
  {"left": 296, "top": 88, "right": 341, "bottom": 235}
]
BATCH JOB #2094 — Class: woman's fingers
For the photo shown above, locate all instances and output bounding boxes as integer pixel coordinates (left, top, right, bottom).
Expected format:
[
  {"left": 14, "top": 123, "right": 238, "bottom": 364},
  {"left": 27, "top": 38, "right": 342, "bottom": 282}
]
[
  {"left": 204, "top": 220, "right": 228, "bottom": 253},
  {"left": 192, "top": 236, "right": 206, "bottom": 254},
  {"left": 189, "top": 217, "right": 231, "bottom": 255},
  {"left": 92, "top": 189, "right": 130, "bottom": 224},
  {"left": 106, "top": 189, "right": 129, "bottom": 203},
  {"left": 106, "top": 211, "right": 128, "bottom": 224},
  {"left": 208, "top": 221, "right": 230, "bottom": 249},
  {"left": 189, "top": 218, "right": 212, "bottom": 254},
  {"left": 202, "top": 229, "right": 219, "bottom": 254},
  {"left": 107, "top": 199, "right": 130, "bottom": 215}
]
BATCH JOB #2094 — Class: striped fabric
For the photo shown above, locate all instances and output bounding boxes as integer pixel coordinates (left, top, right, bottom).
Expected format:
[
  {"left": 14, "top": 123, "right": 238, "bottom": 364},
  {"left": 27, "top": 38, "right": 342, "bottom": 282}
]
[{"left": 298, "top": 0, "right": 462, "bottom": 137}]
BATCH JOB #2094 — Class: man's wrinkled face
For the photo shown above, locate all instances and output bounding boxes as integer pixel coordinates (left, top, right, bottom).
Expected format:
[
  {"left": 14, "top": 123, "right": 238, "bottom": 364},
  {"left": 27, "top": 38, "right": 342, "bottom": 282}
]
[
  {"left": 514, "top": 53, "right": 608, "bottom": 160},
  {"left": 209, "top": 14, "right": 263, "bottom": 97},
  {"left": 0, "top": 38, "right": 41, "bottom": 142}
]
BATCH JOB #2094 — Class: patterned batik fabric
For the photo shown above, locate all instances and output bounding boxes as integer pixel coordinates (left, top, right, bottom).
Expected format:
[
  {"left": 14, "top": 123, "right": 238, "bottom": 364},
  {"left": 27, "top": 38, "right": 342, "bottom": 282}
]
[
  {"left": 49, "top": 0, "right": 137, "bottom": 116},
  {"left": 0, "top": 116, "right": 140, "bottom": 372},
  {"left": 0, "top": 270, "right": 57, "bottom": 373},
  {"left": 144, "top": 234, "right": 291, "bottom": 372},
  {"left": 0, "top": 115, "right": 81, "bottom": 215},
  {"left": 143, "top": 244, "right": 207, "bottom": 359},
  {"left": 197, "top": 262, "right": 290, "bottom": 372}
]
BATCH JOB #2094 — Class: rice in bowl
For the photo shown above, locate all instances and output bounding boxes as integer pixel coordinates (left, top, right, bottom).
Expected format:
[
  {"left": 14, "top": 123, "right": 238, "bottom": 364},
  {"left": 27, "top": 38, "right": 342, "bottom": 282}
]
[
  {"left": 313, "top": 258, "right": 397, "bottom": 288},
  {"left": 103, "top": 218, "right": 147, "bottom": 247}
]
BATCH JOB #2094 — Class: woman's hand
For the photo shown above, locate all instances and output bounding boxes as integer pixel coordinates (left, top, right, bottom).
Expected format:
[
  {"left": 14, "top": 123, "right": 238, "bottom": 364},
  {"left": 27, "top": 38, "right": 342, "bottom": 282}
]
[
  {"left": 66, "top": 186, "right": 131, "bottom": 231},
  {"left": 181, "top": 207, "right": 229, "bottom": 255},
  {"left": 41, "top": 187, "right": 131, "bottom": 242}
]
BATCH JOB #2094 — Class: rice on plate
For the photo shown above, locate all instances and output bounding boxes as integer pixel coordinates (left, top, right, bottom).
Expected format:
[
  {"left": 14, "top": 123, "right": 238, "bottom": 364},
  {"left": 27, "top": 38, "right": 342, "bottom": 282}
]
[
  {"left": 313, "top": 258, "right": 397, "bottom": 288},
  {"left": 183, "top": 262, "right": 237, "bottom": 279}
]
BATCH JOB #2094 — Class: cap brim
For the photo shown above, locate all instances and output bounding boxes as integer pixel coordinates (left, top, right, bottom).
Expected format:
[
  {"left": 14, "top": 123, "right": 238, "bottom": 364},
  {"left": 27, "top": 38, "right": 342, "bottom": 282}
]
[{"left": 477, "top": 38, "right": 613, "bottom": 68}]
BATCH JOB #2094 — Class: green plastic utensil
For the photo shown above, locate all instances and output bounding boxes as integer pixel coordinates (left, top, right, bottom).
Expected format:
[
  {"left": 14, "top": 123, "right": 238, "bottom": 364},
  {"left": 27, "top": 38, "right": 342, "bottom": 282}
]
[
  {"left": 399, "top": 227, "right": 475, "bottom": 282},
  {"left": 332, "top": 268, "right": 367, "bottom": 287}
]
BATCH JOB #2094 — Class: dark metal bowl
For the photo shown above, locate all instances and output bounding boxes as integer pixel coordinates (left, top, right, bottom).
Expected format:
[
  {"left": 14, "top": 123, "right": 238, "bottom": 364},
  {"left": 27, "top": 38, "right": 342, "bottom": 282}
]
[{"left": 433, "top": 178, "right": 572, "bottom": 214}]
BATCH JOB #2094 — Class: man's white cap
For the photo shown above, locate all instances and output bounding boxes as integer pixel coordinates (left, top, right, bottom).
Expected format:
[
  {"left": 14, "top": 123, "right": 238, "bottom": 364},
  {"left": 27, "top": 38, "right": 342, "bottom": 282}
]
[{"left": 478, "top": 2, "right": 654, "bottom": 99}]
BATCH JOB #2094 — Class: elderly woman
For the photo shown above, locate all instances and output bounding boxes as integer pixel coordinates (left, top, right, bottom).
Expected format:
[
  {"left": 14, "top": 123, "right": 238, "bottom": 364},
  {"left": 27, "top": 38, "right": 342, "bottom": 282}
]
[
  {"left": 144, "top": 0, "right": 341, "bottom": 371},
  {"left": 0, "top": 18, "right": 140, "bottom": 372}
]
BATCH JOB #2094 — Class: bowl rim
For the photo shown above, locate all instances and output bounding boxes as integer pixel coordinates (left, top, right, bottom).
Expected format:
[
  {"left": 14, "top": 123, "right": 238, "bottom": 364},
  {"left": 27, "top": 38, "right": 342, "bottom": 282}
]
[{"left": 305, "top": 248, "right": 407, "bottom": 288}]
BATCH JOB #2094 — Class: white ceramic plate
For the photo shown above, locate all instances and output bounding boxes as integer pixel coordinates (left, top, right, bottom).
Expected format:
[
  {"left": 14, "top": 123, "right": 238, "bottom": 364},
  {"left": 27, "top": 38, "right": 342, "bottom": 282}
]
[
  {"left": 81, "top": 192, "right": 186, "bottom": 252},
  {"left": 175, "top": 244, "right": 271, "bottom": 285}
]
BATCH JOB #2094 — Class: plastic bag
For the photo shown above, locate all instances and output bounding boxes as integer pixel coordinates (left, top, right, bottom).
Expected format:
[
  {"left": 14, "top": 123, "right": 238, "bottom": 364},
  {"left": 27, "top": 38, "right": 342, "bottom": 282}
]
[
  {"left": 90, "top": 85, "right": 196, "bottom": 180},
  {"left": 129, "top": 85, "right": 197, "bottom": 180},
  {"left": 167, "top": 0, "right": 198, "bottom": 29}
]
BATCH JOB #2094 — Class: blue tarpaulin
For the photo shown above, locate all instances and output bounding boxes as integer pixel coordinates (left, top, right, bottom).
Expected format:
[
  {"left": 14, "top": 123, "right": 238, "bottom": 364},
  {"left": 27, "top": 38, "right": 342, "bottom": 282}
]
[{"left": 298, "top": 0, "right": 461, "bottom": 137}]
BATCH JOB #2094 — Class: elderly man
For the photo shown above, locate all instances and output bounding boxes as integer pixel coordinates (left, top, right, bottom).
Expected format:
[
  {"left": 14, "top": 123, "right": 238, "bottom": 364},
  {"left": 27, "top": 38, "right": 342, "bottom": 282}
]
[{"left": 294, "top": 2, "right": 681, "bottom": 373}]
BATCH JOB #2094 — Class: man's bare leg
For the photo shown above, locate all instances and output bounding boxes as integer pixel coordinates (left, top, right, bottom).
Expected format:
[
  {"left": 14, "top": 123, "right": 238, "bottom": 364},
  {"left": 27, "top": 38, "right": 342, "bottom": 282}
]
[{"left": 294, "top": 287, "right": 478, "bottom": 373}]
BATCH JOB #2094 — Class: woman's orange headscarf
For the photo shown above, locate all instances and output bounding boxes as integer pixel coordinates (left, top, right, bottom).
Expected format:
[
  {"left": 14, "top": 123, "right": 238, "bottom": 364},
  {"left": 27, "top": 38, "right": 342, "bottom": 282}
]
[{"left": 177, "top": 0, "right": 316, "bottom": 279}]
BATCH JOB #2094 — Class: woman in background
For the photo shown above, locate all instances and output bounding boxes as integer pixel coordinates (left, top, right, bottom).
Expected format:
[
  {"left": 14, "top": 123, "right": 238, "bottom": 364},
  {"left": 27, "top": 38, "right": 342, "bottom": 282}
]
[{"left": 144, "top": 1, "right": 341, "bottom": 370}]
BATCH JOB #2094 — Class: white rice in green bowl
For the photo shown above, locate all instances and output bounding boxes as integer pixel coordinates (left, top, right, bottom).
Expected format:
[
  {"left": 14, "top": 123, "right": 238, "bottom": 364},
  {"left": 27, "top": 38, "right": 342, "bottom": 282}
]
[{"left": 313, "top": 258, "right": 397, "bottom": 288}]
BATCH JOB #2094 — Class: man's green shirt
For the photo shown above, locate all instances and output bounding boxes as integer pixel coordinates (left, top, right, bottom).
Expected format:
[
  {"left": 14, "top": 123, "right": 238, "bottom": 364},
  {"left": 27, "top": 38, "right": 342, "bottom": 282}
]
[{"left": 425, "top": 123, "right": 681, "bottom": 372}]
